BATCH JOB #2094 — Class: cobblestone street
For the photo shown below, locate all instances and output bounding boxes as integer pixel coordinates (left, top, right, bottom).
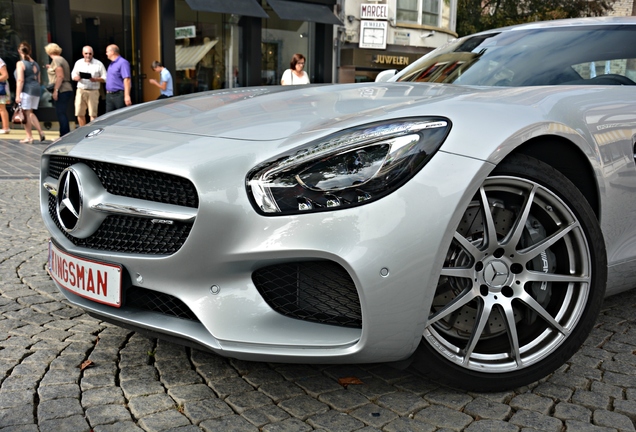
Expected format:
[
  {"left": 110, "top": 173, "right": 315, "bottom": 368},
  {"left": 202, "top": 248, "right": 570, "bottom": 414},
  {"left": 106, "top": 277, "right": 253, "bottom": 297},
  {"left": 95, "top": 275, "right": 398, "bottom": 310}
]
[{"left": 2, "top": 139, "right": 636, "bottom": 431}]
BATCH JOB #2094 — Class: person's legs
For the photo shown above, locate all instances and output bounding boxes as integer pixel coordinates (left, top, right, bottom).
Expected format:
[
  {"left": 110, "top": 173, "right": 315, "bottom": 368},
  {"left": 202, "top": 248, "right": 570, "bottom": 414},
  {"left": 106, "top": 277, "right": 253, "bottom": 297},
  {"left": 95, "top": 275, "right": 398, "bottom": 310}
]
[
  {"left": 75, "top": 90, "right": 88, "bottom": 127},
  {"left": 87, "top": 90, "right": 100, "bottom": 121},
  {"left": 30, "top": 111, "right": 44, "bottom": 141},
  {"left": 106, "top": 92, "right": 125, "bottom": 112},
  {"left": 21, "top": 108, "right": 33, "bottom": 142},
  {"left": 56, "top": 91, "right": 72, "bottom": 136},
  {"left": 0, "top": 103, "right": 9, "bottom": 132},
  {"left": 105, "top": 93, "right": 115, "bottom": 113}
]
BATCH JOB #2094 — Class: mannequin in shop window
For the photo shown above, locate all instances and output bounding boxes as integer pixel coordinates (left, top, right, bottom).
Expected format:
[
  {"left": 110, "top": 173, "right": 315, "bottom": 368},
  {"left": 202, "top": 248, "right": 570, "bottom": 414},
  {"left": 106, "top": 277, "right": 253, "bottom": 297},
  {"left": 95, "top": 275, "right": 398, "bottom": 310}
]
[{"left": 281, "top": 53, "right": 310, "bottom": 85}]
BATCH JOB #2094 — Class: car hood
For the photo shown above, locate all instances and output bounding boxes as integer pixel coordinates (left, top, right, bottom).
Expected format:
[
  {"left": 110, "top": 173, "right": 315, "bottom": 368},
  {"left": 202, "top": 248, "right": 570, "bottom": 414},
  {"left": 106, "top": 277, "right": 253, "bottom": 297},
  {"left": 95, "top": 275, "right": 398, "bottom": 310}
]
[
  {"left": 56, "top": 82, "right": 620, "bottom": 169},
  {"left": 89, "top": 83, "right": 482, "bottom": 141}
]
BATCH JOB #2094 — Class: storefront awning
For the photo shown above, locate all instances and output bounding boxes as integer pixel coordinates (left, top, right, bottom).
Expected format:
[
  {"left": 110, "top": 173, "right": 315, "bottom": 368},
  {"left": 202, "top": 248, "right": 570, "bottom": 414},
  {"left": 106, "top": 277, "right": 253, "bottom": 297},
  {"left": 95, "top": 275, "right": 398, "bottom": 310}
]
[
  {"left": 185, "top": 0, "right": 269, "bottom": 18},
  {"left": 175, "top": 40, "right": 218, "bottom": 71},
  {"left": 267, "top": 0, "right": 343, "bottom": 25}
]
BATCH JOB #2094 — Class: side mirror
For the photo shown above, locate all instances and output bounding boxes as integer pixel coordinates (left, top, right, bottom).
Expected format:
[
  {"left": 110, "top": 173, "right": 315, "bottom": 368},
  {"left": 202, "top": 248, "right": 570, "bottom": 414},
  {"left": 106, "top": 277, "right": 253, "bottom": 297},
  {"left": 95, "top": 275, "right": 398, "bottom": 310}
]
[{"left": 375, "top": 69, "right": 398, "bottom": 82}]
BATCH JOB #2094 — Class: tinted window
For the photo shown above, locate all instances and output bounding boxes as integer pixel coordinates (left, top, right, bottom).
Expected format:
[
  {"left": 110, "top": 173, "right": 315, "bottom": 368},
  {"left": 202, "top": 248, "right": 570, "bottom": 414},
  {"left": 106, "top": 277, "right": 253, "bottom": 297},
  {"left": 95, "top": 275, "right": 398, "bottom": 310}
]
[{"left": 395, "top": 25, "right": 636, "bottom": 86}]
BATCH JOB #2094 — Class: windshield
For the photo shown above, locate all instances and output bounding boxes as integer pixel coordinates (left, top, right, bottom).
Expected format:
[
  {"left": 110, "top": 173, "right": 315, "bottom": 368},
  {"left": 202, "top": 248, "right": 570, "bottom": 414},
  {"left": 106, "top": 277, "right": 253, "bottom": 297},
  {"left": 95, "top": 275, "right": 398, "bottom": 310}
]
[{"left": 395, "top": 25, "right": 636, "bottom": 86}]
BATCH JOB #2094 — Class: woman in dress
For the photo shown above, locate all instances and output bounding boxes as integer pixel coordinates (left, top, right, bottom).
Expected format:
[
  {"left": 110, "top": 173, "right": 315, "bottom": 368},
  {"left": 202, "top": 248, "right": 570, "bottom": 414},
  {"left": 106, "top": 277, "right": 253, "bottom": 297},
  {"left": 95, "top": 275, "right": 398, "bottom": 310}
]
[
  {"left": 0, "top": 57, "right": 10, "bottom": 134},
  {"left": 15, "top": 41, "right": 45, "bottom": 143},
  {"left": 281, "top": 53, "right": 310, "bottom": 86},
  {"left": 45, "top": 43, "right": 73, "bottom": 137}
]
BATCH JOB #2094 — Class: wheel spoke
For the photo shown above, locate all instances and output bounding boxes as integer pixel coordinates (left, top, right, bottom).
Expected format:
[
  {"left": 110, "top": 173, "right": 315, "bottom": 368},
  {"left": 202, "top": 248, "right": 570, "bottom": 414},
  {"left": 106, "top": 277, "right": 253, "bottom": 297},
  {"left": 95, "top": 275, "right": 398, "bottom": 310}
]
[
  {"left": 504, "top": 184, "right": 537, "bottom": 248},
  {"left": 502, "top": 305, "right": 522, "bottom": 366},
  {"left": 519, "top": 292, "right": 568, "bottom": 335},
  {"left": 518, "top": 222, "right": 578, "bottom": 260},
  {"left": 453, "top": 231, "right": 482, "bottom": 259},
  {"left": 440, "top": 267, "right": 474, "bottom": 279},
  {"left": 479, "top": 186, "right": 499, "bottom": 249},
  {"left": 526, "top": 271, "right": 590, "bottom": 284},
  {"left": 427, "top": 287, "right": 477, "bottom": 326},
  {"left": 462, "top": 301, "right": 492, "bottom": 366}
]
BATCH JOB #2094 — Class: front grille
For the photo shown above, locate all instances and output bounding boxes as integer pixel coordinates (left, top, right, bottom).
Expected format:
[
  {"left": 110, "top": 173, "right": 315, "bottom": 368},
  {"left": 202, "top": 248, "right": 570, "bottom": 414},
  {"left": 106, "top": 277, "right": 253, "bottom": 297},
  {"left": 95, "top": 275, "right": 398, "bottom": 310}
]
[
  {"left": 46, "top": 156, "right": 197, "bottom": 255},
  {"left": 253, "top": 261, "right": 362, "bottom": 328},
  {"left": 48, "top": 156, "right": 199, "bottom": 208},
  {"left": 48, "top": 195, "right": 192, "bottom": 255},
  {"left": 126, "top": 287, "right": 200, "bottom": 322}
]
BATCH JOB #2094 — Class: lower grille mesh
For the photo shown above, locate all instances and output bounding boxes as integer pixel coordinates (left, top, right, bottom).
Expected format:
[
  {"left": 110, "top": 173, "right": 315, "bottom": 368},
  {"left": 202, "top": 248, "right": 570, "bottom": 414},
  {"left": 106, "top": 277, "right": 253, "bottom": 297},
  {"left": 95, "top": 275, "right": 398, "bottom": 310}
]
[
  {"left": 126, "top": 287, "right": 200, "bottom": 322},
  {"left": 253, "top": 261, "right": 362, "bottom": 328}
]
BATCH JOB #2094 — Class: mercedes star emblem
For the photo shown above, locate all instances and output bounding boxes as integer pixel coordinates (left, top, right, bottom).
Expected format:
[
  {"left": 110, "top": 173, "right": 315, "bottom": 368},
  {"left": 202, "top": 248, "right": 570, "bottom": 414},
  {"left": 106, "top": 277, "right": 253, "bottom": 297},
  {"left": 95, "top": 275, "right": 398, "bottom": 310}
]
[
  {"left": 85, "top": 128, "right": 104, "bottom": 138},
  {"left": 56, "top": 167, "right": 83, "bottom": 232}
]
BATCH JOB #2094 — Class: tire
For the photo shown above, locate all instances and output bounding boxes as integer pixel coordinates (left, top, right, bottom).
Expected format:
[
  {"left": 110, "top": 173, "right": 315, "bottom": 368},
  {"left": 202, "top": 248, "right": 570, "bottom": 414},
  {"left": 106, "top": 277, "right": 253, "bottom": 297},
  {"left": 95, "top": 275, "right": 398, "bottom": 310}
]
[{"left": 414, "top": 154, "right": 607, "bottom": 391}]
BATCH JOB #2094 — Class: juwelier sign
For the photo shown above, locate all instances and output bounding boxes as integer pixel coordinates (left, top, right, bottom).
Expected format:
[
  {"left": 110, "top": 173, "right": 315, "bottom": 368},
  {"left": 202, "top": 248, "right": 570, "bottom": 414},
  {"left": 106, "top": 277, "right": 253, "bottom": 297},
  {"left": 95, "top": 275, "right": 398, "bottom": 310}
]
[
  {"left": 359, "top": 20, "right": 387, "bottom": 50},
  {"left": 175, "top": 25, "right": 196, "bottom": 39}
]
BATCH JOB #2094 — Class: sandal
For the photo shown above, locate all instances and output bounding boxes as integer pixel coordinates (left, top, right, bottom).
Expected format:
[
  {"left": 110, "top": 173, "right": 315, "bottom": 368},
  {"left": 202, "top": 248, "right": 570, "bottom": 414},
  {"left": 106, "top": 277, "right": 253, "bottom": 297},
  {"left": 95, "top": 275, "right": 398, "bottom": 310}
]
[
  {"left": 19, "top": 138, "right": 33, "bottom": 144},
  {"left": 40, "top": 134, "right": 46, "bottom": 142}
]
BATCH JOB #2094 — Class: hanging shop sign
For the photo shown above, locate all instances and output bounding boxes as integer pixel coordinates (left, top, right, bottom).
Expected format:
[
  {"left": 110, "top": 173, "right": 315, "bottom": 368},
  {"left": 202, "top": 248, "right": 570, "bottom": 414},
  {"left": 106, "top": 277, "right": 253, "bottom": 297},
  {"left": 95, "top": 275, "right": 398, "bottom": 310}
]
[
  {"left": 360, "top": 3, "right": 388, "bottom": 20},
  {"left": 359, "top": 20, "right": 387, "bottom": 50},
  {"left": 175, "top": 25, "right": 196, "bottom": 40}
]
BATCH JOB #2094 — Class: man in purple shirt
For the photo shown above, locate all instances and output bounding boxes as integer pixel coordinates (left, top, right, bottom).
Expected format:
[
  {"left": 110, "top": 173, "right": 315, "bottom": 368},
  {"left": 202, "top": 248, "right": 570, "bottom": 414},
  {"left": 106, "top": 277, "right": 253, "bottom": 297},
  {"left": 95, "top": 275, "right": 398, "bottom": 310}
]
[{"left": 105, "top": 44, "right": 132, "bottom": 112}]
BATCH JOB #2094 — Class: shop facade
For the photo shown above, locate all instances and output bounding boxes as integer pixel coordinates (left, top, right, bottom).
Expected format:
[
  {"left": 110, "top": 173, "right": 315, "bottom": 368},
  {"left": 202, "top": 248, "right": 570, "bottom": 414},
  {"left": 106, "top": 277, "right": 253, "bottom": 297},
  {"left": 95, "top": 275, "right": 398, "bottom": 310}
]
[
  {"left": 338, "top": 0, "right": 458, "bottom": 82},
  {"left": 0, "top": 0, "right": 341, "bottom": 122}
]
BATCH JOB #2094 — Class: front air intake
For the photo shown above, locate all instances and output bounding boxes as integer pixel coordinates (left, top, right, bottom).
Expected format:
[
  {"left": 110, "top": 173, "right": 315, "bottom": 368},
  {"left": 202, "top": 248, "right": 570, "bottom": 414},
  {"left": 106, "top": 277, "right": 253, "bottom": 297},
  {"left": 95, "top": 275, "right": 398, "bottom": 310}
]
[{"left": 252, "top": 261, "right": 362, "bottom": 328}]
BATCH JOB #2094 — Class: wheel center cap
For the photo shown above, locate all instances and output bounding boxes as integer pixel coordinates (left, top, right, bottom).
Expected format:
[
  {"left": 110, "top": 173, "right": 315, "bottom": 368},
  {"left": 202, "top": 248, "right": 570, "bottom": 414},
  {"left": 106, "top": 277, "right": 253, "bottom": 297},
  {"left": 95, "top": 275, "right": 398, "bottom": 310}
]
[{"left": 483, "top": 259, "right": 510, "bottom": 288}]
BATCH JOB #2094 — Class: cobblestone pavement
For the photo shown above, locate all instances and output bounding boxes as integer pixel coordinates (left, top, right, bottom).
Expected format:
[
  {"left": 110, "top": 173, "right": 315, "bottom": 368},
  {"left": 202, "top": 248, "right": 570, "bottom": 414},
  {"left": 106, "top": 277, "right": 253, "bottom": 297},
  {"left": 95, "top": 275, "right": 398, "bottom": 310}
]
[{"left": 2, "top": 178, "right": 636, "bottom": 432}]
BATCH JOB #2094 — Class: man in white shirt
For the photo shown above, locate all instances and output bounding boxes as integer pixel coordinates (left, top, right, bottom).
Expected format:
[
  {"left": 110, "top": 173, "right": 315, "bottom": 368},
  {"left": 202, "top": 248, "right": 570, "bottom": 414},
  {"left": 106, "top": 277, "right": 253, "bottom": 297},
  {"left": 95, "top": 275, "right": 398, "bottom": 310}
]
[{"left": 71, "top": 46, "right": 107, "bottom": 126}]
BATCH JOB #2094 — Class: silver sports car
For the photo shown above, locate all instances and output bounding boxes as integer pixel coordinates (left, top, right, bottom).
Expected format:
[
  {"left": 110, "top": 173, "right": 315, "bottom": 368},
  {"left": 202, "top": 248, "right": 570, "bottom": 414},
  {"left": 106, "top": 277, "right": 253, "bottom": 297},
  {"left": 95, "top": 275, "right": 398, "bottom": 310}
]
[{"left": 41, "top": 17, "right": 636, "bottom": 391}]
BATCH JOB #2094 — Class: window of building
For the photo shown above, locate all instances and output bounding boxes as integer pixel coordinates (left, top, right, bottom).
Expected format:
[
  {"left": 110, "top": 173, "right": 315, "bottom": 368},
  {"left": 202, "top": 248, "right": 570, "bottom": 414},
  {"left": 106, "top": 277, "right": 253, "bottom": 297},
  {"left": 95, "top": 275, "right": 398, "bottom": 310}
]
[
  {"left": 396, "top": 0, "right": 439, "bottom": 27},
  {"left": 174, "top": 6, "right": 240, "bottom": 93},
  {"left": 0, "top": 0, "right": 51, "bottom": 107}
]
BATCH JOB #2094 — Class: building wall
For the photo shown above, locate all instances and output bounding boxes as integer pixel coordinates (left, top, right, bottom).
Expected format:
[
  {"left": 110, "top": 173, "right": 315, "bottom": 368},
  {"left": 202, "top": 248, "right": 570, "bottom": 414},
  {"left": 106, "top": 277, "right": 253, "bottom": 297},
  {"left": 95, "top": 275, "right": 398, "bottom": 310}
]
[
  {"left": 338, "top": 0, "right": 458, "bottom": 82},
  {"left": 610, "top": 0, "right": 635, "bottom": 16}
]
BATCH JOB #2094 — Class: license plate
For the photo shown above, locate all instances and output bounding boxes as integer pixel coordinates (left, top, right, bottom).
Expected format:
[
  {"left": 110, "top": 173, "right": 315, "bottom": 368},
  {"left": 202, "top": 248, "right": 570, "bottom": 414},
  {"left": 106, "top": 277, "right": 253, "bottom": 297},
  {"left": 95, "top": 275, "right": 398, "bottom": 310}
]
[{"left": 48, "top": 241, "right": 122, "bottom": 307}]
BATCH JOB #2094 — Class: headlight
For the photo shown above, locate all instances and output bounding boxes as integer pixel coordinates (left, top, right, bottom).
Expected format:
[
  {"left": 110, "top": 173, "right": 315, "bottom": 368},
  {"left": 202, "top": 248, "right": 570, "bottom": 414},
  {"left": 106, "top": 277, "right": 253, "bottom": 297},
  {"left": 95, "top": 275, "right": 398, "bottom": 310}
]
[{"left": 247, "top": 117, "right": 451, "bottom": 215}]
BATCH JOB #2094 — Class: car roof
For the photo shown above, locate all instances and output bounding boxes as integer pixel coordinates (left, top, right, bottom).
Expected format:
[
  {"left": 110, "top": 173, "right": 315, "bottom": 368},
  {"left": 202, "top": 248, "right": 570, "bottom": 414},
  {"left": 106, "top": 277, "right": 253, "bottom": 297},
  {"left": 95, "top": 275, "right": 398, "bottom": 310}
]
[{"left": 479, "top": 16, "right": 636, "bottom": 35}]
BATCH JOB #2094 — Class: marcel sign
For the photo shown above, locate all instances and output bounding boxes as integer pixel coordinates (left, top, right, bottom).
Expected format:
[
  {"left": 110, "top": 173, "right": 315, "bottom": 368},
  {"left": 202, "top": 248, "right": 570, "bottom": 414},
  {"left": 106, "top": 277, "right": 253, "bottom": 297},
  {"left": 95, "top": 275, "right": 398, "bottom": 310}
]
[{"left": 361, "top": 3, "right": 388, "bottom": 20}]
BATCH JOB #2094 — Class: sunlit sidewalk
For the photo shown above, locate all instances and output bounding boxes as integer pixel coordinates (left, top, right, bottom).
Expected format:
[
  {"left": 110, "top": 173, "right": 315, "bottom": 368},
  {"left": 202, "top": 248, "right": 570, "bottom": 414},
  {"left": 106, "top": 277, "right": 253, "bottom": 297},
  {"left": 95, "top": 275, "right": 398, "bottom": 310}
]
[{"left": 0, "top": 126, "right": 60, "bottom": 180}]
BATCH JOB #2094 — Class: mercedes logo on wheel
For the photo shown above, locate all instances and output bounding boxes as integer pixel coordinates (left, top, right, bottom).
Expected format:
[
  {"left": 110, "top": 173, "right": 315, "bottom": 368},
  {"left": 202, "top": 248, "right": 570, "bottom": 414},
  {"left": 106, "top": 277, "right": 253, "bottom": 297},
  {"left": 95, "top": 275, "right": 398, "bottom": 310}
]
[
  {"left": 56, "top": 167, "right": 83, "bottom": 232},
  {"left": 483, "top": 260, "right": 510, "bottom": 288}
]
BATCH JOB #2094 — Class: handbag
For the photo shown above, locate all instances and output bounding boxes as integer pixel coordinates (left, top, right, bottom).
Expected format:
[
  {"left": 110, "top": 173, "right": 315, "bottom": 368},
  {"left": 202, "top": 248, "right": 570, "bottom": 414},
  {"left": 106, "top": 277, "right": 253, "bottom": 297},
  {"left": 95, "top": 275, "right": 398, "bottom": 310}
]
[
  {"left": 46, "top": 83, "right": 55, "bottom": 93},
  {"left": 0, "top": 82, "right": 5, "bottom": 96},
  {"left": 12, "top": 104, "right": 25, "bottom": 124}
]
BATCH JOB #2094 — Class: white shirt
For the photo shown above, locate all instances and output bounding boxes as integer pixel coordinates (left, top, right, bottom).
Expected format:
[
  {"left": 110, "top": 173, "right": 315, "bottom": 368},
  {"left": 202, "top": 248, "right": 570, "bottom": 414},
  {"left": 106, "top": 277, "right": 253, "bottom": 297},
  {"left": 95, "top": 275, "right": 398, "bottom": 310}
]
[
  {"left": 281, "top": 69, "right": 310, "bottom": 85},
  {"left": 71, "top": 58, "right": 107, "bottom": 90}
]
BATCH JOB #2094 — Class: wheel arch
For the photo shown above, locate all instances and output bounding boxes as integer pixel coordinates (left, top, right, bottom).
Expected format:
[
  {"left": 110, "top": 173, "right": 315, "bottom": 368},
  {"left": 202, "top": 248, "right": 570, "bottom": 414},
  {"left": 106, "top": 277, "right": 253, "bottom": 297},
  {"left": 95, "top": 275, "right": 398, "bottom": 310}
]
[{"left": 505, "top": 136, "right": 600, "bottom": 219}]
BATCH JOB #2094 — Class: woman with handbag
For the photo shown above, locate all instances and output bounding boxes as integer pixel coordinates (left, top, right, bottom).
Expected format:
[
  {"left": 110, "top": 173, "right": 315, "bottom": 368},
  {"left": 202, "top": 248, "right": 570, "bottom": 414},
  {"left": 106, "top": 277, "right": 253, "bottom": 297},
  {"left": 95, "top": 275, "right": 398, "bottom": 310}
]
[
  {"left": 15, "top": 41, "right": 45, "bottom": 144},
  {"left": 0, "top": 57, "right": 10, "bottom": 134},
  {"left": 45, "top": 43, "right": 72, "bottom": 137}
]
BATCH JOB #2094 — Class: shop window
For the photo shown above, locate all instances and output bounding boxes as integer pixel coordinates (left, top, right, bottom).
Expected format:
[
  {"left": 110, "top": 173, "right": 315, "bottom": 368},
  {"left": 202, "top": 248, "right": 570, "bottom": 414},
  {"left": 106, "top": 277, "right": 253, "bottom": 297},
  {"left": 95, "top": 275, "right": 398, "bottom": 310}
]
[
  {"left": 396, "top": 0, "right": 439, "bottom": 27},
  {"left": 175, "top": 3, "right": 240, "bottom": 94},
  {"left": 262, "top": 41, "right": 280, "bottom": 85},
  {"left": 0, "top": 0, "right": 50, "bottom": 107}
]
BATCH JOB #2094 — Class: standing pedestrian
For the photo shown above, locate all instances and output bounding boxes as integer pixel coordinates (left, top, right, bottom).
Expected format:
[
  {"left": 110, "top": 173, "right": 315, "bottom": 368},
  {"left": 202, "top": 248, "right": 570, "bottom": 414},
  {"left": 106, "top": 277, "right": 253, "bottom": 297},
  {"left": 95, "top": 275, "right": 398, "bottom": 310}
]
[
  {"left": 44, "top": 43, "right": 73, "bottom": 137},
  {"left": 0, "top": 57, "right": 10, "bottom": 134},
  {"left": 148, "top": 60, "right": 173, "bottom": 99},
  {"left": 15, "top": 41, "right": 45, "bottom": 143},
  {"left": 281, "top": 53, "right": 310, "bottom": 85},
  {"left": 71, "top": 45, "right": 106, "bottom": 126},
  {"left": 105, "top": 44, "right": 131, "bottom": 112}
]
